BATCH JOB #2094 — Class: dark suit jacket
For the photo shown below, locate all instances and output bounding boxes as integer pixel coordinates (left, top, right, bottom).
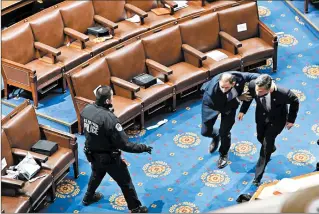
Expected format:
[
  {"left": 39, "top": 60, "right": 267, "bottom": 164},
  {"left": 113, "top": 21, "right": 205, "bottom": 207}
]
[
  {"left": 201, "top": 71, "right": 259, "bottom": 121},
  {"left": 240, "top": 80, "right": 299, "bottom": 124}
]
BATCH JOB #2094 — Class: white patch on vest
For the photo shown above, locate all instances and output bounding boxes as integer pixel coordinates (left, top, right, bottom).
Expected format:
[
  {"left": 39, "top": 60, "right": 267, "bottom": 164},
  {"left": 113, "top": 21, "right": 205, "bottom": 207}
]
[{"left": 115, "top": 123, "right": 123, "bottom": 132}]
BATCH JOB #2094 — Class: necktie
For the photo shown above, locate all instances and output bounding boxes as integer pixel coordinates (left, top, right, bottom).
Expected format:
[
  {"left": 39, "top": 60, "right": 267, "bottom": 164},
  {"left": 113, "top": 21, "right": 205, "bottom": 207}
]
[
  {"left": 227, "top": 91, "right": 233, "bottom": 101},
  {"left": 261, "top": 97, "right": 268, "bottom": 111}
]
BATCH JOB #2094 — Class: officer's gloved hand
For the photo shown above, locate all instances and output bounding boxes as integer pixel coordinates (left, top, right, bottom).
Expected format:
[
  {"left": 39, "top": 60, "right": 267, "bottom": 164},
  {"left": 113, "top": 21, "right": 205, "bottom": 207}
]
[{"left": 144, "top": 146, "right": 153, "bottom": 154}]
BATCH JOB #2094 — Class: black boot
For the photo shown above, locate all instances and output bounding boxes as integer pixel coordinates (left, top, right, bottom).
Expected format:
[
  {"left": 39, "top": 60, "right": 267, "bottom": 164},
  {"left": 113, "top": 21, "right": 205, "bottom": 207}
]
[
  {"left": 209, "top": 137, "right": 220, "bottom": 153},
  {"left": 82, "top": 192, "right": 104, "bottom": 206},
  {"left": 131, "top": 206, "right": 148, "bottom": 213},
  {"left": 217, "top": 154, "right": 228, "bottom": 169}
]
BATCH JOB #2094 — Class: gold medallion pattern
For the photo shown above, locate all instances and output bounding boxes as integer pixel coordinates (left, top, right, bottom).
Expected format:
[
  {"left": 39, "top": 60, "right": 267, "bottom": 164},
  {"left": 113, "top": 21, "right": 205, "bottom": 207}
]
[
  {"left": 169, "top": 202, "right": 200, "bottom": 213},
  {"left": 143, "top": 161, "right": 171, "bottom": 178},
  {"left": 287, "top": 150, "right": 316, "bottom": 166},
  {"left": 303, "top": 65, "right": 319, "bottom": 79},
  {"left": 109, "top": 193, "right": 128, "bottom": 210},
  {"left": 201, "top": 170, "right": 230, "bottom": 187},
  {"left": 56, "top": 179, "right": 80, "bottom": 198},
  {"left": 174, "top": 132, "right": 201, "bottom": 148},
  {"left": 278, "top": 34, "right": 298, "bottom": 47},
  {"left": 258, "top": 6, "right": 271, "bottom": 17},
  {"left": 230, "top": 141, "right": 257, "bottom": 157}
]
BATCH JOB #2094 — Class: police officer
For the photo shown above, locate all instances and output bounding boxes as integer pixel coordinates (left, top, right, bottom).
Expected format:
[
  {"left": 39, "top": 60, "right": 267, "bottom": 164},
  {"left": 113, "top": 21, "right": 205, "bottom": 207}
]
[
  {"left": 81, "top": 85, "right": 153, "bottom": 213},
  {"left": 201, "top": 71, "right": 259, "bottom": 169}
]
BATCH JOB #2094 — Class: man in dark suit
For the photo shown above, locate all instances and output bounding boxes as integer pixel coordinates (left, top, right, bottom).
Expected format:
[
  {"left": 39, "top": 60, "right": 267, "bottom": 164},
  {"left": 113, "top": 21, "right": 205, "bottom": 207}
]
[
  {"left": 201, "top": 71, "right": 260, "bottom": 169},
  {"left": 239, "top": 74, "right": 299, "bottom": 185}
]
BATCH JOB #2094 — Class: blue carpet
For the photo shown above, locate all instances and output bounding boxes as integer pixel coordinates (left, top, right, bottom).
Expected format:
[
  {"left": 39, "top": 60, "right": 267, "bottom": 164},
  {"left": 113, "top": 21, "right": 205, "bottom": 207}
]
[
  {"left": 1, "top": 88, "right": 77, "bottom": 124},
  {"left": 287, "top": 0, "right": 319, "bottom": 29},
  {"left": 20, "top": 1, "right": 319, "bottom": 212}
]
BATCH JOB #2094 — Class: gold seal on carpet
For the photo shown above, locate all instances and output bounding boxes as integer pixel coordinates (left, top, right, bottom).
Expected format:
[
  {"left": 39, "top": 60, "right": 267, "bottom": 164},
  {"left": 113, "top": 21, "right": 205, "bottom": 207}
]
[
  {"left": 169, "top": 202, "right": 200, "bottom": 213},
  {"left": 143, "top": 161, "right": 171, "bottom": 178}
]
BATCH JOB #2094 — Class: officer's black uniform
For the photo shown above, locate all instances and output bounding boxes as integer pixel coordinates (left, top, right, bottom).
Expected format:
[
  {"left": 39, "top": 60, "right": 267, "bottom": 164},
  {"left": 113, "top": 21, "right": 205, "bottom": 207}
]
[{"left": 81, "top": 103, "right": 150, "bottom": 211}]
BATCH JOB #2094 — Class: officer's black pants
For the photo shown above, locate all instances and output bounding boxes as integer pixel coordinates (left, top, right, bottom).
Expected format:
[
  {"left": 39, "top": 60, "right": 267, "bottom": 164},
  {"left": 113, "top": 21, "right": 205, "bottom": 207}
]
[
  {"left": 201, "top": 108, "right": 236, "bottom": 156},
  {"left": 255, "top": 121, "right": 285, "bottom": 181},
  {"left": 86, "top": 154, "right": 141, "bottom": 210}
]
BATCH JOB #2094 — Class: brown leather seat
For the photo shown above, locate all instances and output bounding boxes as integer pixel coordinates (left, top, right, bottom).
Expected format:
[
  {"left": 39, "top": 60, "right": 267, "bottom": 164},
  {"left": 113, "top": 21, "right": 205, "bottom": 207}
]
[
  {"left": 142, "top": 26, "right": 208, "bottom": 105},
  {"left": 168, "top": 62, "right": 208, "bottom": 92},
  {"left": 1, "top": 129, "right": 54, "bottom": 210},
  {"left": 105, "top": 41, "right": 174, "bottom": 113},
  {"left": 2, "top": 101, "right": 79, "bottom": 182},
  {"left": 20, "top": 169, "right": 53, "bottom": 204},
  {"left": 218, "top": 2, "right": 278, "bottom": 72},
  {"left": 179, "top": 13, "right": 241, "bottom": 77},
  {"left": 1, "top": 23, "right": 65, "bottom": 108},
  {"left": 69, "top": 58, "right": 143, "bottom": 132},
  {"left": 58, "top": 1, "right": 119, "bottom": 56},
  {"left": 239, "top": 38, "right": 274, "bottom": 63},
  {"left": 29, "top": 8, "right": 91, "bottom": 71},
  {"left": 92, "top": 0, "right": 148, "bottom": 42},
  {"left": 1, "top": 196, "right": 31, "bottom": 213},
  {"left": 126, "top": 0, "right": 176, "bottom": 29}
]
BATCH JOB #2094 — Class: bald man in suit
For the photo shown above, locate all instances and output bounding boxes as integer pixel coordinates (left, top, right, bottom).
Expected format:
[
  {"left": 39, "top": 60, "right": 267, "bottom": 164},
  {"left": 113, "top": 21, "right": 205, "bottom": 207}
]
[{"left": 201, "top": 71, "right": 259, "bottom": 169}]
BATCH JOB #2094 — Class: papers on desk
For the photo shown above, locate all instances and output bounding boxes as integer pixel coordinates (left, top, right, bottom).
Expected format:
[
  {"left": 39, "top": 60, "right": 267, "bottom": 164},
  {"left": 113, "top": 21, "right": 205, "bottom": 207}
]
[
  {"left": 206, "top": 50, "right": 229, "bottom": 61},
  {"left": 173, "top": 1, "right": 188, "bottom": 11},
  {"left": 126, "top": 14, "right": 141, "bottom": 23}
]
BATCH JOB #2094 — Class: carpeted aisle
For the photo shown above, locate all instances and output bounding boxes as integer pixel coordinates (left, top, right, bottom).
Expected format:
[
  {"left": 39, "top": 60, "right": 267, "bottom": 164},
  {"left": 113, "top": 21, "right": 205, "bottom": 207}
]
[{"left": 41, "top": 1, "right": 319, "bottom": 213}]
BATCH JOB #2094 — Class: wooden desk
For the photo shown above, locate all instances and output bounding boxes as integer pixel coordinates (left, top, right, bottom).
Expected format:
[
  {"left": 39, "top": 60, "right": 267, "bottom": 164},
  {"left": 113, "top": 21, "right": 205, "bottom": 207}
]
[
  {"left": 251, "top": 171, "right": 319, "bottom": 200},
  {"left": 1, "top": 0, "right": 36, "bottom": 16}
]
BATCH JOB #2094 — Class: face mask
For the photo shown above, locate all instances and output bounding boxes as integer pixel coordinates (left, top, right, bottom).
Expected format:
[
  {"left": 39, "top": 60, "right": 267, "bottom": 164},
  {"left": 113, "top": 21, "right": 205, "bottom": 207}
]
[{"left": 103, "top": 103, "right": 114, "bottom": 112}]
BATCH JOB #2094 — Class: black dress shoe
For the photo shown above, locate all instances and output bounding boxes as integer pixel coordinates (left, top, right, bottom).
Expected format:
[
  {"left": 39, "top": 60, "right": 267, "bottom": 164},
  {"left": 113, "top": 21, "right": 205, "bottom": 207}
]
[
  {"left": 131, "top": 206, "right": 148, "bottom": 213},
  {"left": 82, "top": 192, "right": 104, "bottom": 206},
  {"left": 209, "top": 138, "right": 220, "bottom": 153},
  {"left": 252, "top": 179, "right": 261, "bottom": 186},
  {"left": 217, "top": 154, "right": 228, "bottom": 169}
]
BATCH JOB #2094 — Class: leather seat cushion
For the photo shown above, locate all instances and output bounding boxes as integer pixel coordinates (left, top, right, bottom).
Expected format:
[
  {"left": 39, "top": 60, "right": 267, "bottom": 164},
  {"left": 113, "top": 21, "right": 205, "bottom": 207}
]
[
  {"left": 203, "top": 49, "right": 241, "bottom": 77},
  {"left": 22, "top": 169, "right": 53, "bottom": 203},
  {"left": 112, "top": 95, "right": 142, "bottom": 123},
  {"left": 239, "top": 38, "right": 274, "bottom": 63},
  {"left": 144, "top": 12, "right": 176, "bottom": 29},
  {"left": 42, "top": 147, "right": 74, "bottom": 179},
  {"left": 54, "top": 46, "right": 91, "bottom": 71},
  {"left": 173, "top": 4, "right": 205, "bottom": 19},
  {"left": 72, "top": 35, "right": 119, "bottom": 56},
  {"left": 168, "top": 62, "right": 208, "bottom": 92},
  {"left": 136, "top": 84, "right": 173, "bottom": 108},
  {"left": 2, "top": 196, "right": 30, "bottom": 213},
  {"left": 25, "top": 60, "right": 62, "bottom": 86},
  {"left": 114, "top": 21, "right": 148, "bottom": 41}
]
